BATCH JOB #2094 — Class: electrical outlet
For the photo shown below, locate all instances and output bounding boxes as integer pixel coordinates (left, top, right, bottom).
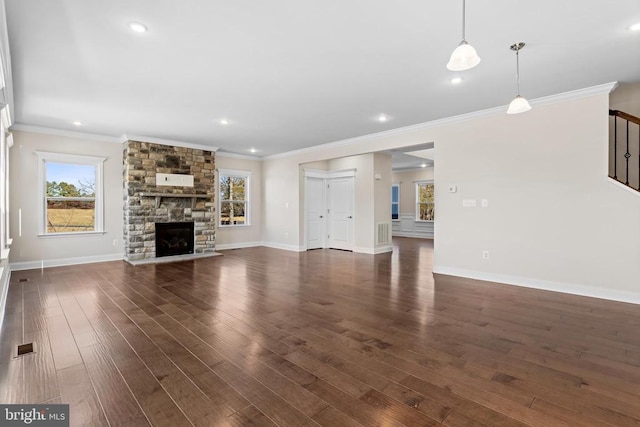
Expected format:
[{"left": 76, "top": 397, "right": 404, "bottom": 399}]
[
  {"left": 482, "top": 250, "right": 489, "bottom": 260},
  {"left": 113, "top": 239, "right": 118, "bottom": 246}
]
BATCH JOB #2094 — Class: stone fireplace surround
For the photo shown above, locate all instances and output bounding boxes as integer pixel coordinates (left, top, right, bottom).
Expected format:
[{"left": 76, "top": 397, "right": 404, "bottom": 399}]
[{"left": 123, "top": 140, "right": 216, "bottom": 263}]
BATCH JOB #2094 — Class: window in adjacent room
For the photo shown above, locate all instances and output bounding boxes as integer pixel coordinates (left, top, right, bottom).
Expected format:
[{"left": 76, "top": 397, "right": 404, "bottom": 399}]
[
  {"left": 391, "top": 184, "right": 399, "bottom": 220},
  {"left": 36, "top": 152, "right": 106, "bottom": 235},
  {"left": 416, "top": 181, "right": 435, "bottom": 221},
  {"left": 218, "top": 169, "right": 251, "bottom": 226}
]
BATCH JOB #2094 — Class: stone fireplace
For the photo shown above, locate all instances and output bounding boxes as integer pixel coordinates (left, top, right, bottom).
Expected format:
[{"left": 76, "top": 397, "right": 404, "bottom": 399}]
[{"left": 123, "top": 140, "right": 216, "bottom": 263}]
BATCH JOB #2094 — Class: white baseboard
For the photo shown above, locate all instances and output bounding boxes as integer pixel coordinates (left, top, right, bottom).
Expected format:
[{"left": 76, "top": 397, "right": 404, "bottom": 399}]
[
  {"left": 392, "top": 232, "right": 434, "bottom": 239},
  {"left": 433, "top": 265, "right": 640, "bottom": 305},
  {"left": 354, "top": 245, "right": 394, "bottom": 254},
  {"left": 0, "top": 264, "right": 11, "bottom": 334},
  {"left": 215, "top": 241, "right": 263, "bottom": 251},
  {"left": 10, "top": 253, "right": 124, "bottom": 271},
  {"left": 261, "top": 241, "right": 306, "bottom": 252}
]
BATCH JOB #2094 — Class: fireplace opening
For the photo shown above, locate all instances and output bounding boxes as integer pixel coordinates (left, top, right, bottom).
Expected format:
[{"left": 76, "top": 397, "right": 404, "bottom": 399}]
[{"left": 155, "top": 222, "right": 195, "bottom": 257}]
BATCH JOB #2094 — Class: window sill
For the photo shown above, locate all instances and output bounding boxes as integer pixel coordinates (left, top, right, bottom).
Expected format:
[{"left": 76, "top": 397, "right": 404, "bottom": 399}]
[
  {"left": 415, "top": 220, "right": 435, "bottom": 223},
  {"left": 38, "top": 231, "right": 107, "bottom": 238},
  {"left": 218, "top": 224, "right": 252, "bottom": 229}
]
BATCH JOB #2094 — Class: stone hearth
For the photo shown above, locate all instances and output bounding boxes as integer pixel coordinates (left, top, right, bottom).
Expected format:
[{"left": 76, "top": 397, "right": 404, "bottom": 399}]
[{"left": 123, "top": 140, "right": 216, "bottom": 262}]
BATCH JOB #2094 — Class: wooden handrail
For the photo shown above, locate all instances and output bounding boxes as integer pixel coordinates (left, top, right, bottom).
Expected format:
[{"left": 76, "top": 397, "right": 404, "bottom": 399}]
[{"left": 610, "top": 109, "right": 640, "bottom": 125}]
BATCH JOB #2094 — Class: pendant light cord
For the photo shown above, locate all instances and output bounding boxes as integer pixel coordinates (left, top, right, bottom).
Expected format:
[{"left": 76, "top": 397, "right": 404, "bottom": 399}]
[
  {"left": 462, "top": 0, "right": 466, "bottom": 41},
  {"left": 515, "top": 48, "right": 521, "bottom": 96}
]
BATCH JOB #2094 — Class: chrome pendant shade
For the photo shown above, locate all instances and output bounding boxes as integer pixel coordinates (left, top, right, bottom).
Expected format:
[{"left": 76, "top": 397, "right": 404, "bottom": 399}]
[
  {"left": 447, "top": 0, "right": 481, "bottom": 71},
  {"left": 506, "top": 42, "right": 532, "bottom": 115}
]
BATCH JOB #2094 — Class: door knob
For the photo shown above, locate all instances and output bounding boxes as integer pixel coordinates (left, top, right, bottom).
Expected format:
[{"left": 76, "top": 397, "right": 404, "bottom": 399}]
[
  {"left": 319, "top": 215, "right": 323, "bottom": 218},
  {"left": 347, "top": 216, "right": 353, "bottom": 219}
]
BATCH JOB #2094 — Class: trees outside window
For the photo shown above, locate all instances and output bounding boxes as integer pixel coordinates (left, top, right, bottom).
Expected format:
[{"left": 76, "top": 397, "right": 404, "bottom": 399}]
[
  {"left": 416, "top": 181, "right": 434, "bottom": 221},
  {"left": 218, "top": 169, "right": 250, "bottom": 226},
  {"left": 36, "top": 152, "right": 105, "bottom": 235}
]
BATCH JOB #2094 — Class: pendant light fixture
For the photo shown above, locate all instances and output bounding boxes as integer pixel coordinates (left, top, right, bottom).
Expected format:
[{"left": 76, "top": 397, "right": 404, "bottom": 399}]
[
  {"left": 446, "top": 0, "right": 481, "bottom": 71},
  {"left": 506, "top": 42, "right": 532, "bottom": 115}
]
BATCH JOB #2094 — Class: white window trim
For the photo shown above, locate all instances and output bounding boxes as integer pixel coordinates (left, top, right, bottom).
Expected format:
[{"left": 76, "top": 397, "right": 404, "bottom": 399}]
[
  {"left": 415, "top": 180, "right": 435, "bottom": 223},
  {"left": 0, "top": 124, "right": 11, "bottom": 259},
  {"left": 218, "top": 168, "right": 252, "bottom": 227},
  {"left": 35, "top": 151, "right": 107, "bottom": 237},
  {"left": 391, "top": 183, "right": 400, "bottom": 221}
]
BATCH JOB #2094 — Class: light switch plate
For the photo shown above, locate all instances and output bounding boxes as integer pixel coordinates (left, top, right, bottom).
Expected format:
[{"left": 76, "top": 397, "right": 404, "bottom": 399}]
[
  {"left": 448, "top": 185, "right": 457, "bottom": 193},
  {"left": 462, "top": 199, "right": 477, "bottom": 208}
]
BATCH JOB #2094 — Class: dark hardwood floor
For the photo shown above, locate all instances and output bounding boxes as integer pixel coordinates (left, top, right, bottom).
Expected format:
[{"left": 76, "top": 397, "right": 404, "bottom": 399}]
[{"left": 2, "top": 237, "right": 640, "bottom": 426}]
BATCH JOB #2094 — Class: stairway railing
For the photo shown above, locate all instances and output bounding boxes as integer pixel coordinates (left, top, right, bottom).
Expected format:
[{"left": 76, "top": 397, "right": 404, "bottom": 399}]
[{"left": 609, "top": 109, "right": 640, "bottom": 191}]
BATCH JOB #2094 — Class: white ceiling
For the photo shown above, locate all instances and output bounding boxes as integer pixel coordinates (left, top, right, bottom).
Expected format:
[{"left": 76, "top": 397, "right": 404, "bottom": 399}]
[
  {"left": 5, "top": 0, "right": 640, "bottom": 157},
  {"left": 384, "top": 143, "right": 434, "bottom": 170}
]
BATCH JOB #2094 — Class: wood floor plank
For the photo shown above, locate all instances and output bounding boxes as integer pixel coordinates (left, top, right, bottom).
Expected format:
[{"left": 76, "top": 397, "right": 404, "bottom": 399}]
[
  {"left": 23, "top": 328, "right": 60, "bottom": 404},
  {"left": 225, "top": 405, "right": 279, "bottom": 427},
  {"left": 79, "top": 343, "right": 151, "bottom": 427},
  {"left": 4, "top": 238, "right": 640, "bottom": 426},
  {"left": 213, "top": 360, "right": 318, "bottom": 426},
  {"left": 57, "top": 364, "right": 109, "bottom": 427},
  {"left": 75, "top": 294, "right": 192, "bottom": 427}
]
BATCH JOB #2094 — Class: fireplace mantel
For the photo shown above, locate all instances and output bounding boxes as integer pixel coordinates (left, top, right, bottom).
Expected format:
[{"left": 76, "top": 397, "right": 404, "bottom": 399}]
[{"left": 139, "top": 192, "right": 210, "bottom": 209}]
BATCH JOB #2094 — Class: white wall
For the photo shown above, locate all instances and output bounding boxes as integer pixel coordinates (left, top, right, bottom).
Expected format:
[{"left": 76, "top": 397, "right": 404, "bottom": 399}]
[
  {"left": 215, "top": 154, "right": 263, "bottom": 249},
  {"left": 9, "top": 131, "right": 124, "bottom": 268},
  {"left": 434, "top": 94, "right": 640, "bottom": 302},
  {"left": 373, "top": 153, "right": 392, "bottom": 248},
  {"left": 262, "top": 87, "right": 640, "bottom": 302}
]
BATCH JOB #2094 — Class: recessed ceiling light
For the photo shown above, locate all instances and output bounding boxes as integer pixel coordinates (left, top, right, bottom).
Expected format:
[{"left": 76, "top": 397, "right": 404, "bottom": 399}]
[
  {"left": 220, "top": 119, "right": 230, "bottom": 125},
  {"left": 72, "top": 121, "right": 83, "bottom": 126},
  {"left": 630, "top": 22, "right": 640, "bottom": 31},
  {"left": 250, "top": 148, "right": 256, "bottom": 153},
  {"left": 450, "top": 77, "right": 463, "bottom": 85},
  {"left": 377, "top": 114, "right": 388, "bottom": 123},
  {"left": 128, "top": 22, "right": 148, "bottom": 33},
  {"left": 421, "top": 163, "right": 427, "bottom": 168}
]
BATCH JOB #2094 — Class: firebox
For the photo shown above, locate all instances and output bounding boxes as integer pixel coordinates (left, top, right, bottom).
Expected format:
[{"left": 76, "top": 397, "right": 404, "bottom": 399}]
[{"left": 155, "top": 222, "right": 195, "bottom": 257}]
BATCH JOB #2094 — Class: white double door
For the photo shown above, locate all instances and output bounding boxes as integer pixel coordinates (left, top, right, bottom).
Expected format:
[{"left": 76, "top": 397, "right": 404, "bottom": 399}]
[{"left": 306, "top": 176, "right": 354, "bottom": 251}]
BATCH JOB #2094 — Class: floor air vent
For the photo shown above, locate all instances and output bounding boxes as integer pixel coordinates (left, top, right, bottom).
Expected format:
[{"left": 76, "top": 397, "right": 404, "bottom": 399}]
[
  {"left": 17, "top": 343, "right": 34, "bottom": 356},
  {"left": 18, "top": 278, "right": 29, "bottom": 283}
]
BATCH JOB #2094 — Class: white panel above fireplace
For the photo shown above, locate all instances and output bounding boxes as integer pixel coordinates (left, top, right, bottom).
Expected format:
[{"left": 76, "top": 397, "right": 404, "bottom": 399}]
[{"left": 156, "top": 173, "right": 194, "bottom": 187}]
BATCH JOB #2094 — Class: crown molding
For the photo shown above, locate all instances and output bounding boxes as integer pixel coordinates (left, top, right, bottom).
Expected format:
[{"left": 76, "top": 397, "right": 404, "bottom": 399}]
[
  {"left": 392, "top": 166, "right": 434, "bottom": 173},
  {"left": 10, "top": 123, "right": 121, "bottom": 143},
  {"left": 265, "top": 81, "right": 619, "bottom": 160},
  {"left": 215, "top": 151, "right": 263, "bottom": 160},
  {"left": 121, "top": 134, "right": 218, "bottom": 152}
]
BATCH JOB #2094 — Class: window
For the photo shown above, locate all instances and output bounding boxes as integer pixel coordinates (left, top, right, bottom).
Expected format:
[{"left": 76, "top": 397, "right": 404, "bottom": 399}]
[
  {"left": 391, "top": 184, "right": 399, "bottom": 220},
  {"left": 36, "top": 152, "right": 106, "bottom": 236},
  {"left": 416, "top": 181, "right": 434, "bottom": 221},
  {"left": 218, "top": 169, "right": 251, "bottom": 226}
]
